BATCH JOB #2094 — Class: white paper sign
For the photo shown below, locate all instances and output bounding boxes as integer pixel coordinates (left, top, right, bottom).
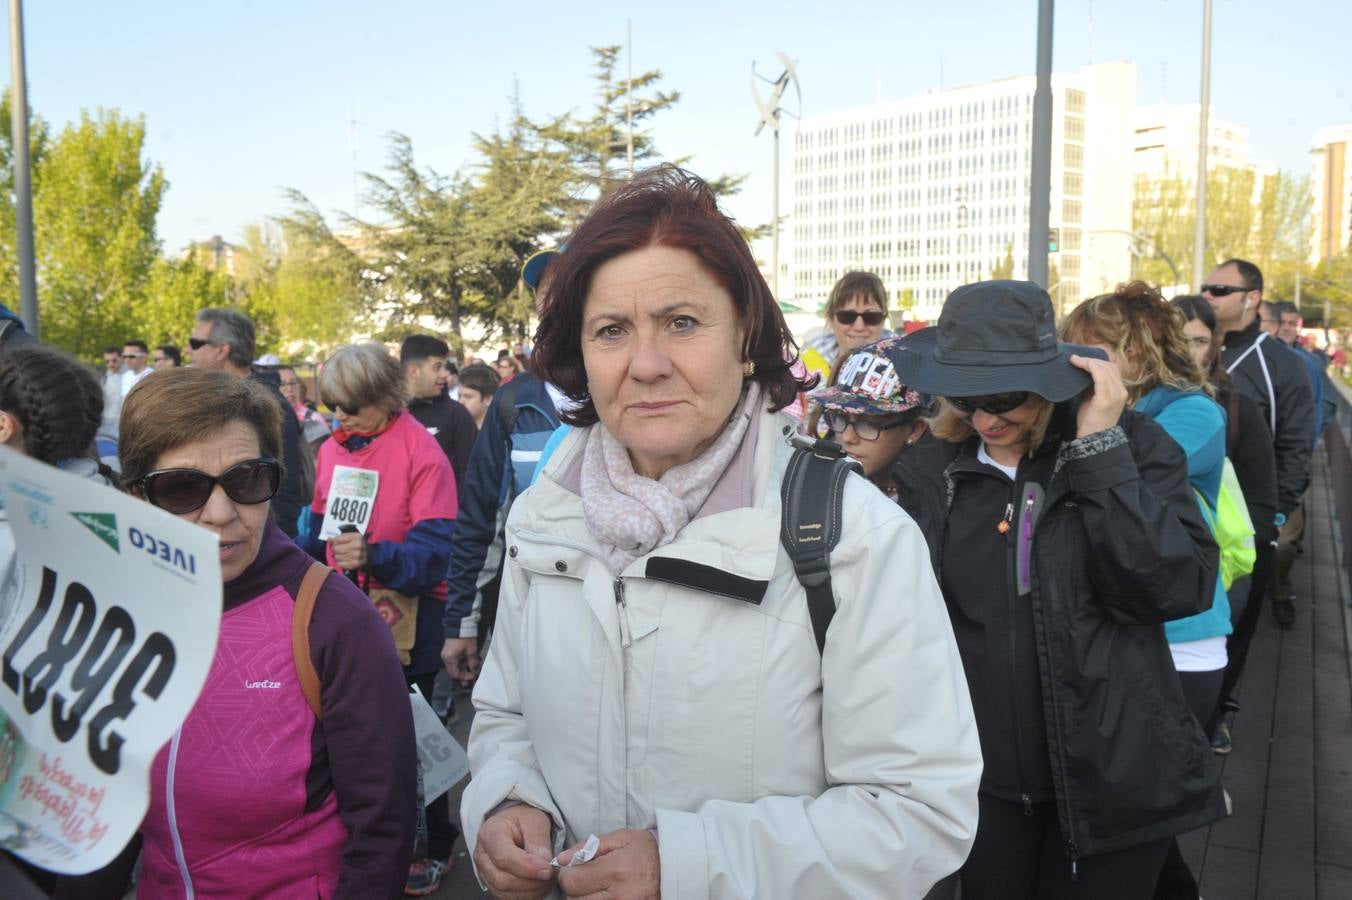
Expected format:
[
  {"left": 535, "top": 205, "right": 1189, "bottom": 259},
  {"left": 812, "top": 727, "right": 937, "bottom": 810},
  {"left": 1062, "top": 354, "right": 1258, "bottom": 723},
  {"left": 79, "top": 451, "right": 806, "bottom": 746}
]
[
  {"left": 409, "top": 686, "right": 468, "bottom": 805},
  {"left": 318, "top": 466, "right": 379, "bottom": 540},
  {"left": 0, "top": 447, "right": 222, "bottom": 874}
]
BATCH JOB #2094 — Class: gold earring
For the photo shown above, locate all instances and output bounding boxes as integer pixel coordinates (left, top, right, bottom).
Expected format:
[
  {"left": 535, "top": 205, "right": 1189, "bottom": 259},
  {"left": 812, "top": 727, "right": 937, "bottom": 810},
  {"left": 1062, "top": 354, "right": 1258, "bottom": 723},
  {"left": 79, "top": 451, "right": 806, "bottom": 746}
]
[{"left": 743, "top": 360, "right": 756, "bottom": 377}]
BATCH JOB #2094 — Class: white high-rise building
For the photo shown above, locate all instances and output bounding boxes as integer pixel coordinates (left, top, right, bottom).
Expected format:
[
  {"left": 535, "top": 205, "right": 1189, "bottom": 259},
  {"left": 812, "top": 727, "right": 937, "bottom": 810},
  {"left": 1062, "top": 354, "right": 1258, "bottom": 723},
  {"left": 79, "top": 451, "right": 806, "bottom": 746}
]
[
  {"left": 1133, "top": 104, "right": 1252, "bottom": 179},
  {"left": 784, "top": 61, "right": 1137, "bottom": 323},
  {"left": 1310, "top": 123, "right": 1352, "bottom": 264}
]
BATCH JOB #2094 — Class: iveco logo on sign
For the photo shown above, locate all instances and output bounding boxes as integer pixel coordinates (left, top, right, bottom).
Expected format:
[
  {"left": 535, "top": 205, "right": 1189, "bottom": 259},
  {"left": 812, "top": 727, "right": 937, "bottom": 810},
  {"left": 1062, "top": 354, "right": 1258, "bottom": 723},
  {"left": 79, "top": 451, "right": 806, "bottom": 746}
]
[{"left": 127, "top": 526, "right": 198, "bottom": 580}]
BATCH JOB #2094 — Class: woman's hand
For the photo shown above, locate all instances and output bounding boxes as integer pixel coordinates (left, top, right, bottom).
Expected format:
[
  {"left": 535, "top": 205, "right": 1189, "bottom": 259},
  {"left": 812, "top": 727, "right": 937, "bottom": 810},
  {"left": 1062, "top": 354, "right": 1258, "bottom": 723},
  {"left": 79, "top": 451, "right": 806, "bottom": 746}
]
[
  {"left": 442, "top": 637, "right": 482, "bottom": 684},
  {"left": 329, "top": 531, "right": 368, "bottom": 570},
  {"left": 557, "top": 829, "right": 660, "bottom": 899},
  {"left": 475, "top": 805, "right": 557, "bottom": 900},
  {"left": 1069, "top": 353, "right": 1128, "bottom": 438}
]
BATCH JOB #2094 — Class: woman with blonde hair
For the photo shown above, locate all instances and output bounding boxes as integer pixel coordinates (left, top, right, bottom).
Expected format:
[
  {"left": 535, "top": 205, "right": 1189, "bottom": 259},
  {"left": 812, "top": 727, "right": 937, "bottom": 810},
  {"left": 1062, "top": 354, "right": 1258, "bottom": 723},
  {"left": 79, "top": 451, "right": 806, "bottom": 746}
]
[
  {"left": 1061, "top": 283, "right": 1232, "bottom": 721},
  {"left": 1062, "top": 281, "right": 1234, "bottom": 900}
]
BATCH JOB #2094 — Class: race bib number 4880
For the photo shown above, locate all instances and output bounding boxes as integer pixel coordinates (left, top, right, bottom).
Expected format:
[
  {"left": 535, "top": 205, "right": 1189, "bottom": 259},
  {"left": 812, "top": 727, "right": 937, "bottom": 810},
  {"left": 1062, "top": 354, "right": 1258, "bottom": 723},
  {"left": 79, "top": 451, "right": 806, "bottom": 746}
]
[{"left": 318, "top": 466, "right": 379, "bottom": 540}]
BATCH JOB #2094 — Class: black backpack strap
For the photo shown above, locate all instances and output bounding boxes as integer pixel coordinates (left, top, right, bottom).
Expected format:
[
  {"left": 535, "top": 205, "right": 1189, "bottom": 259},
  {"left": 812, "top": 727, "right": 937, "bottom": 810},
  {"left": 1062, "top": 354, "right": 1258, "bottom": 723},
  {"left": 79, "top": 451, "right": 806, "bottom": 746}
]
[{"left": 780, "top": 435, "right": 862, "bottom": 655}]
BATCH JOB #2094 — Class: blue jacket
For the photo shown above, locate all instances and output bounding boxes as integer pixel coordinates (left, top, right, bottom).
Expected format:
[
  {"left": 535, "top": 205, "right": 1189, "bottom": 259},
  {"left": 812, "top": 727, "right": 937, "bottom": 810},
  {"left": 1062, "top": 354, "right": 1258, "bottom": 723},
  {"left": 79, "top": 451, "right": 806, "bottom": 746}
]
[
  {"left": 1291, "top": 345, "right": 1334, "bottom": 447},
  {"left": 1136, "top": 386, "right": 1232, "bottom": 645},
  {"left": 442, "top": 374, "right": 560, "bottom": 638}
]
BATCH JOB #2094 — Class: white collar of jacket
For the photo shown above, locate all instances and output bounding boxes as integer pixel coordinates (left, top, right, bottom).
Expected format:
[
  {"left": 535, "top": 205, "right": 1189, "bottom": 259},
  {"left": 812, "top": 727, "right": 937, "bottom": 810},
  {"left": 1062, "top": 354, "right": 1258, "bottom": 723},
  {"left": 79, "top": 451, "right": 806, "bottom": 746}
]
[{"left": 507, "top": 410, "right": 795, "bottom": 598}]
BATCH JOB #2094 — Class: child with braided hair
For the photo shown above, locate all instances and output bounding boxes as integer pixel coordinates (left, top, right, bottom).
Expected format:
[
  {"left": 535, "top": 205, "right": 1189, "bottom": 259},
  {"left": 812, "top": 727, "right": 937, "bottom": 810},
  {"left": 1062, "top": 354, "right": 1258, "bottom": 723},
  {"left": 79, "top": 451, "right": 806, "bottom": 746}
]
[{"left": 0, "top": 345, "right": 112, "bottom": 588}]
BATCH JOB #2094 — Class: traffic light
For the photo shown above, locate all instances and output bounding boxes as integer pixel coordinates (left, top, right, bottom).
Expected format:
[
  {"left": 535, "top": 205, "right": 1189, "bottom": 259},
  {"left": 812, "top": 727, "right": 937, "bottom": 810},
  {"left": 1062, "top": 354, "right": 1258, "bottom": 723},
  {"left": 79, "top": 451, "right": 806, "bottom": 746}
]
[{"left": 1048, "top": 228, "right": 1060, "bottom": 253}]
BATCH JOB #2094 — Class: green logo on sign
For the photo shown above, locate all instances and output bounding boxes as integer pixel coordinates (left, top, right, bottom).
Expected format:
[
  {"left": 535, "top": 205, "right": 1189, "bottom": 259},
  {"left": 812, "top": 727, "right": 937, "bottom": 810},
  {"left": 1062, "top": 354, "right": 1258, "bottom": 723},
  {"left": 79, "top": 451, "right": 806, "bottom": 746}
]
[{"left": 71, "top": 512, "right": 119, "bottom": 553}]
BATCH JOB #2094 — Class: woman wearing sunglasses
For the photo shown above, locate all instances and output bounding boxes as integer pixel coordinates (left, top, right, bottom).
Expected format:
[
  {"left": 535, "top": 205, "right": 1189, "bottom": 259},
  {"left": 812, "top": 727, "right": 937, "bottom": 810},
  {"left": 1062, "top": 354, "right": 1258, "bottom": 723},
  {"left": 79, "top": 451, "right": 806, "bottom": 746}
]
[
  {"left": 306, "top": 342, "right": 460, "bottom": 895},
  {"left": 800, "top": 271, "right": 893, "bottom": 386},
  {"left": 809, "top": 336, "right": 930, "bottom": 498},
  {"left": 58, "top": 368, "right": 416, "bottom": 898},
  {"left": 892, "top": 281, "right": 1226, "bottom": 899}
]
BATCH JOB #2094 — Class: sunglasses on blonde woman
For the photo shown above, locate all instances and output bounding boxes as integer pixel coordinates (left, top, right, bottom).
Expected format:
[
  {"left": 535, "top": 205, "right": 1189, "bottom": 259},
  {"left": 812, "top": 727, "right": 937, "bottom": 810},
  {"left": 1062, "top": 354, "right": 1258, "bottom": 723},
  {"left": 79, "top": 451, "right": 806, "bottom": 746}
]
[{"left": 946, "top": 391, "right": 1031, "bottom": 416}]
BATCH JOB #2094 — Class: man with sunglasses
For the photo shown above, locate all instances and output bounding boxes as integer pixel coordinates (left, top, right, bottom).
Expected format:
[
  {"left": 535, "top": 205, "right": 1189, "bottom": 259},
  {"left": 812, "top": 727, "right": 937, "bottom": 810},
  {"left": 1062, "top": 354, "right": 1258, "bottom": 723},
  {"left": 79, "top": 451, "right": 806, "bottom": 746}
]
[
  {"left": 1205, "top": 258, "right": 1314, "bottom": 630},
  {"left": 120, "top": 340, "right": 153, "bottom": 397},
  {"left": 189, "top": 307, "right": 306, "bottom": 538}
]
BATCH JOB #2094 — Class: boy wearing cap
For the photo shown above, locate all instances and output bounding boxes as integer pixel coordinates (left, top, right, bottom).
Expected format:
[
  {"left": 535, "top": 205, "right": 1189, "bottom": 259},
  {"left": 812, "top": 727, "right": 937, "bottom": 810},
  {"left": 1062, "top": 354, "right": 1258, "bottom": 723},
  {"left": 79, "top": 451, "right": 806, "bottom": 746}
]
[{"left": 809, "top": 336, "right": 931, "bottom": 498}]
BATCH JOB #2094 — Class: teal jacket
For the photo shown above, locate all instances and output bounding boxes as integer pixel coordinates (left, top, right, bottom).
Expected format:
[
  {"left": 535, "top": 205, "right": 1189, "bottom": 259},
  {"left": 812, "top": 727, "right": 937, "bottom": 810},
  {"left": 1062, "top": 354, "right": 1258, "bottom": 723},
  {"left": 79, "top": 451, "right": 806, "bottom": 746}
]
[{"left": 1136, "top": 386, "right": 1232, "bottom": 645}]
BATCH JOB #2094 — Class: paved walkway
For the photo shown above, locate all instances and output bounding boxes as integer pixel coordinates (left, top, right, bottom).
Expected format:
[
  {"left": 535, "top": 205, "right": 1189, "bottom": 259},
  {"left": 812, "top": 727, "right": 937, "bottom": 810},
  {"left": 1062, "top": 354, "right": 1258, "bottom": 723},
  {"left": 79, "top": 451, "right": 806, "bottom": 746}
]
[{"left": 1179, "top": 446, "right": 1352, "bottom": 898}]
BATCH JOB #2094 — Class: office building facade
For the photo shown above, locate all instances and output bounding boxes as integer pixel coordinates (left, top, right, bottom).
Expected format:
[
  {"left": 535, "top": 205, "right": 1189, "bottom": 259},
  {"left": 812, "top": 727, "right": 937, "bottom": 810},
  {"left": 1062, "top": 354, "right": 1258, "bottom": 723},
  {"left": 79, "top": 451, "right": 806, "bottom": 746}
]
[{"left": 785, "top": 62, "right": 1137, "bottom": 322}]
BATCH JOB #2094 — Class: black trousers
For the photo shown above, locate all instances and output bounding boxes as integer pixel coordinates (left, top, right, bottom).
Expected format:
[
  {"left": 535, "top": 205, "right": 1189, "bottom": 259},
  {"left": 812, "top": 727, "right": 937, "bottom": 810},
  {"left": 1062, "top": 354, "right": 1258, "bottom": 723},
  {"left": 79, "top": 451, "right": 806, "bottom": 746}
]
[
  {"left": 961, "top": 794, "right": 1171, "bottom": 900},
  {"left": 407, "top": 670, "right": 459, "bottom": 862},
  {"left": 1155, "top": 666, "right": 1225, "bottom": 899},
  {"left": 1215, "top": 541, "right": 1274, "bottom": 728}
]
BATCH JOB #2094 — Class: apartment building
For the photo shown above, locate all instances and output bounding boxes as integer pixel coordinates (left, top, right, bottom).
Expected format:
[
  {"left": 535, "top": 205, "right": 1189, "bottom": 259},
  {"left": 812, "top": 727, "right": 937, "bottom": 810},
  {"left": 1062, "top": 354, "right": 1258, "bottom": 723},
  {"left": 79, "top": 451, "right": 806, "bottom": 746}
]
[{"left": 785, "top": 62, "right": 1137, "bottom": 322}]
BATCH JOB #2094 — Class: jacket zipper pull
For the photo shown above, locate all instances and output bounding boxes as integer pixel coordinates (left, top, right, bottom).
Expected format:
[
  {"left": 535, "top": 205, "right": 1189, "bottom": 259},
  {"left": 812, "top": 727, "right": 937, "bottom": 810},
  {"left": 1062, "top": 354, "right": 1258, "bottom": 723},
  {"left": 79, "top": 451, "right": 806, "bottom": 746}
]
[
  {"left": 614, "top": 578, "right": 632, "bottom": 649},
  {"left": 998, "top": 501, "right": 1014, "bottom": 534},
  {"left": 1022, "top": 793, "right": 1034, "bottom": 817},
  {"left": 1068, "top": 841, "right": 1079, "bottom": 881}
]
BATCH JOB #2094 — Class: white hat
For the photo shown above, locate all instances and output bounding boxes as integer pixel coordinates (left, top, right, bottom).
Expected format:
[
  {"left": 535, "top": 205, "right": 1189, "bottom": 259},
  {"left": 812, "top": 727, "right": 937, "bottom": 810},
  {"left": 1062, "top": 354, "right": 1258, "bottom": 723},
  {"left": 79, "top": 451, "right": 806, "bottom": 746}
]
[{"left": 256, "top": 353, "right": 282, "bottom": 366}]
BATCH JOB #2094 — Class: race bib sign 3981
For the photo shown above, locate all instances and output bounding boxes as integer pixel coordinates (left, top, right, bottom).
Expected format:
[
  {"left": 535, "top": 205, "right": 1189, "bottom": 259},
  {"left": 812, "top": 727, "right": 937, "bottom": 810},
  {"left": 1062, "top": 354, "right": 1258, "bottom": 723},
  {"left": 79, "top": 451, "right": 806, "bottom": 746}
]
[{"left": 0, "top": 448, "right": 222, "bottom": 874}]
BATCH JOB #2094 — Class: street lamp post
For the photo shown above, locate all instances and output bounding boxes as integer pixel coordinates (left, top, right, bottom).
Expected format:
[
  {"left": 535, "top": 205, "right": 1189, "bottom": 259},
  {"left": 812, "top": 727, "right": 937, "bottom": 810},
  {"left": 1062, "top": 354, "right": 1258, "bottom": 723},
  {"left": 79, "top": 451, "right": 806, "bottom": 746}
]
[
  {"left": 1027, "top": 0, "right": 1055, "bottom": 289},
  {"left": 753, "top": 53, "right": 800, "bottom": 300},
  {"left": 8, "top": 0, "right": 38, "bottom": 337},
  {"left": 1193, "top": 0, "right": 1213, "bottom": 290}
]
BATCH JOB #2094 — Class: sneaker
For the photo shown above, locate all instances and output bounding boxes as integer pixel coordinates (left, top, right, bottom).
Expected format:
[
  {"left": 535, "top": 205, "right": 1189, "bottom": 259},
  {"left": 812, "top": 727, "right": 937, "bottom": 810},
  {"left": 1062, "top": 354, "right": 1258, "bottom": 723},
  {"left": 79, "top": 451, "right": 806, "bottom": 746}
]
[
  {"left": 1273, "top": 596, "right": 1296, "bottom": 629},
  {"left": 404, "top": 857, "right": 450, "bottom": 896},
  {"left": 1211, "top": 721, "right": 1232, "bottom": 755}
]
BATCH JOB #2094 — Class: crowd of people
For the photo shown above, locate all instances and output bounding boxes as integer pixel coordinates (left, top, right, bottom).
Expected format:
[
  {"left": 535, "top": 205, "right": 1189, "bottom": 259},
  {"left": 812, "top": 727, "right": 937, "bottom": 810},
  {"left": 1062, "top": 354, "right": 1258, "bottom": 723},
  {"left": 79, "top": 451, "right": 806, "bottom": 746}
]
[{"left": 0, "top": 163, "right": 1338, "bottom": 899}]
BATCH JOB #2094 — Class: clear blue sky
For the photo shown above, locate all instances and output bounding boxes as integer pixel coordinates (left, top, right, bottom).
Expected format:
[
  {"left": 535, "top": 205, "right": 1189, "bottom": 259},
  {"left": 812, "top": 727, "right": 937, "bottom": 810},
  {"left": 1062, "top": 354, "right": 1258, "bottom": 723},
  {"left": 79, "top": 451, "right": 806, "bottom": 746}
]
[{"left": 5, "top": 0, "right": 1349, "bottom": 253}]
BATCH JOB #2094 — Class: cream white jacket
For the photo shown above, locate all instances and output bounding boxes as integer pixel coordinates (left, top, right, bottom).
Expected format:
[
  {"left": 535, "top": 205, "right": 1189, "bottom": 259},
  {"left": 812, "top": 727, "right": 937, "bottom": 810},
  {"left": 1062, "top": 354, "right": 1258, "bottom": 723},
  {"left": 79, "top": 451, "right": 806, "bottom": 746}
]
[{"left": 463, "top": 411, "right": 981, "bottom": 899}]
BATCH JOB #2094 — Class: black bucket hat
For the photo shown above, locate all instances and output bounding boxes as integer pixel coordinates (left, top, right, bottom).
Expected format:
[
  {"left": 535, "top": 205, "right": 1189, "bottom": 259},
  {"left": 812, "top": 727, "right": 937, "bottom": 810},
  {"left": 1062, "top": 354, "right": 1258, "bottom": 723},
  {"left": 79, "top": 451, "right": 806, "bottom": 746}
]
[{"left": 894, "top": 280, "right": 1105, "bottom": 402}]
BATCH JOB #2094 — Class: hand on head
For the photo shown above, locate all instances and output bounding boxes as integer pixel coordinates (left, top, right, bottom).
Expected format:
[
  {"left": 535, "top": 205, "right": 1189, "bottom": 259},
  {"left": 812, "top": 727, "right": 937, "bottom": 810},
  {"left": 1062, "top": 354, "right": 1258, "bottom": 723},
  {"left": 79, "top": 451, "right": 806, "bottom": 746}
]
[{"left": 1068, "top": 354, "right": 1127, "bottom": 439}]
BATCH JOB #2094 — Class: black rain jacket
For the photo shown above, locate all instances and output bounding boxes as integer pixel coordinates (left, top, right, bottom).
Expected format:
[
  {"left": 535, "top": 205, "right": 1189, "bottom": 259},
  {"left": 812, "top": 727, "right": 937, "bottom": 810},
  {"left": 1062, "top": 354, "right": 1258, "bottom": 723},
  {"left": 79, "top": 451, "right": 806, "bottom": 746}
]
[
  {"left": 894, "top": 408, "right": 1227, "bottom": 861},
  {"left": 1220, "top": 317, "right": 1315, "bottom": 516}
]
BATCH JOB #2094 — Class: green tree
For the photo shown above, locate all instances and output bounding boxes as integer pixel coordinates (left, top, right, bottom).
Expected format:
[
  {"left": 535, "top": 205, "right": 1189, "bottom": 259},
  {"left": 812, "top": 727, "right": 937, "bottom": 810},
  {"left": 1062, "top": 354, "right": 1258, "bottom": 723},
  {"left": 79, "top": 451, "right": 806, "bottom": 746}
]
[
  {"left": 989, "top": 243, "right": 1015, "bottom": 279},
  {"left": 534, "top": 45, "right": 750, "bottom": 221},
  {"left": 138, "top": 255, "right": 229, "bottom": 347},
  {"left": 230, "top": 220, "right": 364, "bottom": 360},
  {"left": 465, "top": 96, "right": 576, "bottom": 338},
  {"left": 33, "top": 108, "right": 166, "bottom": 356},
  {"left": 1133, "top": 166, "right": 1311, "bottom": 289}
]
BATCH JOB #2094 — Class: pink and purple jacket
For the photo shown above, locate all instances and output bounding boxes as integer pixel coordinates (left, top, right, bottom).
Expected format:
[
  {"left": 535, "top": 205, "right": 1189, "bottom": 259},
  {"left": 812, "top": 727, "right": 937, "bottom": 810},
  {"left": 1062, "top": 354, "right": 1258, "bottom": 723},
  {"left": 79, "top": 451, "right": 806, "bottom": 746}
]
[{"left": 58, "top": 521, "right": 416, "bottom": 899}]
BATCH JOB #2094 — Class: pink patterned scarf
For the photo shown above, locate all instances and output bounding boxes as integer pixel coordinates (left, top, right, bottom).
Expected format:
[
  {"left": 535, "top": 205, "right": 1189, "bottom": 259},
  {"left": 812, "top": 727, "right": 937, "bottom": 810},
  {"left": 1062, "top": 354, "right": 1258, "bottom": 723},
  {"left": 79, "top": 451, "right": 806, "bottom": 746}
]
[{"left": 581, "top": 383, "right": 762, "bottom": 573}]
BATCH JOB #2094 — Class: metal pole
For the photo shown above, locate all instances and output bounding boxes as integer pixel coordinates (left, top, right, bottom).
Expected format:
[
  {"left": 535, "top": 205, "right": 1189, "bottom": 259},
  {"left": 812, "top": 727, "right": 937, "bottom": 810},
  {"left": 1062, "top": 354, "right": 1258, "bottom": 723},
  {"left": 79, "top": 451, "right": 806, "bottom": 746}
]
[
  {"left": 771, "top": 124, "right": 780, "bottom": 299},
  {"left": 1193, "top": 0, "right": 1213, "bottom": 290},
  {"left": 1027, "top": 0, "right": 1054, "bottom": 290},
  {"left": 8, "top": 0, "right": 38, "bottom": 338},
  {"left": 1295, "top": 269, "right": 1302, "bottom": 310},
  {"left": 625, "top": 19, "right": 634, "bottom": 178}
]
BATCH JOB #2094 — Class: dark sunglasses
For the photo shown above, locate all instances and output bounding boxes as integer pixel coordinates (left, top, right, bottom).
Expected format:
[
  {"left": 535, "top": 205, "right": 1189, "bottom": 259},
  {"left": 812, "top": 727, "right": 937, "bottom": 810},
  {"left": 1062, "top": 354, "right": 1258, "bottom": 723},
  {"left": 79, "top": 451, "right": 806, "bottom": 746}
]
[
  {"left": 946, "top": 391, "right": 1031, "bottom": 415},
  {"left": 1200, "top": 284, "right": 1249, "bottom": 297},
  {"left": 823, "top": 411, "right": 909, "bottom": 442},
  {"left": 833, "top": 310, "right": 887, "bottom": 327},
  {"left": 187, "top": 337, "right": 213, "bottom": 350},
  {"left": 122, "top": 352, "right": 145, "bottom": 359},
  {"left": 138, "top": 458, "right": 281, "bottom": 514}
]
